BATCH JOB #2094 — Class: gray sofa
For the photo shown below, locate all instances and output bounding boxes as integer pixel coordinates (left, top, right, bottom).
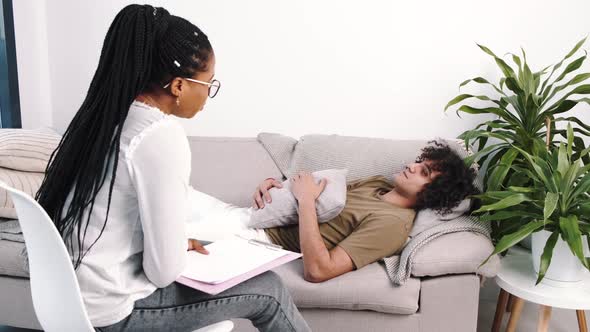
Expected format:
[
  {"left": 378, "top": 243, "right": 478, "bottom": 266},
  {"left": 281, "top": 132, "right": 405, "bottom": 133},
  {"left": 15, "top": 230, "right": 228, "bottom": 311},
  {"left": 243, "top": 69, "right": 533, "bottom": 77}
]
[{"left": 0, "top": 135, "right": 497, "bottom": 331}]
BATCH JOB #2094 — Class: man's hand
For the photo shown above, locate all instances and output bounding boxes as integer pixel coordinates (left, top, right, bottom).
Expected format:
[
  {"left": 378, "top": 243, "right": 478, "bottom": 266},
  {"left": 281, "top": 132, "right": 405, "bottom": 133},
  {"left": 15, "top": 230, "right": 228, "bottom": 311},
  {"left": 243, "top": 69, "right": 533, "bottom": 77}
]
[
  {"left": 290, "top": 172, "right": 327, "bottom": 203},
  {"left": 252, "top": 178, "right": 283, "bottom": 209},
  {"left": 187, "top": 239, "right": 209, "bottom": 255}
]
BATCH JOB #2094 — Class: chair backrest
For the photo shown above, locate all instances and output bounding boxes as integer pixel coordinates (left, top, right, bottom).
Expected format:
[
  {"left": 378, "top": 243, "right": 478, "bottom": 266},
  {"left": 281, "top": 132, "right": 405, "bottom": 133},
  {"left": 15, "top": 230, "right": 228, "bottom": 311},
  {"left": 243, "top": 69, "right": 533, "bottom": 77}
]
[{"left": 0, "top": 181, "right": 94, "bottom": 332}]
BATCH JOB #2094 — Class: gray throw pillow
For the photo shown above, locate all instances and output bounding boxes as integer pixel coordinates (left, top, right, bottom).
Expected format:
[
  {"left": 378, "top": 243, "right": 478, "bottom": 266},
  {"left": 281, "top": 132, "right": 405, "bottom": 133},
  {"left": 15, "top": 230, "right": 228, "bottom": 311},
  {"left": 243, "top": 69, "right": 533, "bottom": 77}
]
[
  {"left": 247, "top": 169, "right": 348, "bottom": 229},
  {"left": 409, "top": 198, "right": 472, "bottom": 237}
]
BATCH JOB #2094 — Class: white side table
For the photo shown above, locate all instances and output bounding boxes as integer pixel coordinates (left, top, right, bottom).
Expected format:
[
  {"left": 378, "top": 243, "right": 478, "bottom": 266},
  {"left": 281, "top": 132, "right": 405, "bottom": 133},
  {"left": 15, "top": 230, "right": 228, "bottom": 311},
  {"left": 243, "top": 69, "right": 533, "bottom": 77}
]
[{"left": 492, "top": 254, "right": 590, "bottom": 332}]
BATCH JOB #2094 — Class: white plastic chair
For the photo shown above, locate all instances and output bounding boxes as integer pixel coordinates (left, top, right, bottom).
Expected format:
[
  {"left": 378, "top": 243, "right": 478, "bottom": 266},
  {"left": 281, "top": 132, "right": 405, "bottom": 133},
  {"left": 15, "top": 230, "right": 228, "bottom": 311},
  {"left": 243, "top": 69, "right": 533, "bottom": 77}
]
[{"left": 0, "top": 181, "right": 233, "bottom": 332}]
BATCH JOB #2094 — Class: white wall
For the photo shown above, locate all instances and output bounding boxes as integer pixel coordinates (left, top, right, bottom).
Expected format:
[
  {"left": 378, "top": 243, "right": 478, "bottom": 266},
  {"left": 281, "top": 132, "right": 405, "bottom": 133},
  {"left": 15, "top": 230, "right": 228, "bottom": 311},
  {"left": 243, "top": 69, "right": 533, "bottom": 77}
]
[{"left": 13, "top": 0, "right": 590, "bottom": 140}]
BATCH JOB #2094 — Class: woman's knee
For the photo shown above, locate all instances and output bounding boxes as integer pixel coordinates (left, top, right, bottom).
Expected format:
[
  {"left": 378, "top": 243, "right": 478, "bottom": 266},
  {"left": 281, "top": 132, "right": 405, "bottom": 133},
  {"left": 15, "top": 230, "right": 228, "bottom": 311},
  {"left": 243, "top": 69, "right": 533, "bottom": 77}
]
[{"left": 248, "top": 271, "right": 292, "bottom": 303}]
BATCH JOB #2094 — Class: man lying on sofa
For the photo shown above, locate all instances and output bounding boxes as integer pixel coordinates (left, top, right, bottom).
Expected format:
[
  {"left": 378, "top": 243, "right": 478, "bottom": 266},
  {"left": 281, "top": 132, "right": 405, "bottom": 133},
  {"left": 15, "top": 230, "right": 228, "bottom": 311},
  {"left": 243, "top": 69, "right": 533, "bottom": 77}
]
[{"left": 187, "top": 141, "right": 478, "bottom": 282}]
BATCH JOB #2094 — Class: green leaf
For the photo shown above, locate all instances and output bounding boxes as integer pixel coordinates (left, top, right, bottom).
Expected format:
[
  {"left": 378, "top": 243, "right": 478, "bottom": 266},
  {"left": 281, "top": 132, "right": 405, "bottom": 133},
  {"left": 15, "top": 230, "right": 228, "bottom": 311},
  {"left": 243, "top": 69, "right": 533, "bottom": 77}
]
[
  {"left": 506, "top": 186, "right": 537, "bottom": 193},
  {"left": 564, "top": 37, "right": 587, "bottom": 59},
  {"left": 461, "top": 129, "right": 515, "bottom": 144},
  {"left": 560, "top": 160, "right": 581, "bottom": 209},
  {"left": 544, "top": 192, "right": 559, "bottom": 222},
  {"left": 542, "top": 99, "right": 577, "bottom": 117},
  {"left": 554, "top": 54, "right": 587, "bottom": 83},
  {"left": 478, "top": 210, "right": 542, "bottom": 222},
  {"left": 553, "top": 127, "right": 590, "bottom": 140},
  {"left": 559, "top": 215, "right": 589, "bottom": 269},
  {"left": 477, "top": 43, "right": 499, "bottom": 58},
  {"left": 463, "top": 143, "right": 506, "bottom": 167},
  {"left": 569, "top": 172, "right": 590, "bottom": 206},
  {"left": 558, "top": 142, "right": 568, "bottom": 176},
  {"left": 505, "top": 77, "right": 524, "bottom": 95},
  {"left": 455, "top": 105, "right": 510, "bottom": 120},
  {"left": 540, "top": 37, "right": 587, "bottom": 95},
  {"left": 511, "top": 146, "right": 557, "bottom": 192},
  {"left": 574, "top": 142, "right": 590, "bottom": 165},
  {"left": 507, "top": 172, "right": 531, "bottom": 187},
  {"left": 523, "top": 61, "right": 534, "bottom": 91},
  {"left": 511, "top": 165, "right": 540, "bottom": 183},
  {"left": 474, "top": 120, "right": 512, "bottom": 130},
  {"left": 545, "top": 84, "right": 590, "bottom": 113},
  {"left": 542, "top": 73, "right": 590, "bottom": 105},
  {"left": 476, "top": 44, "right": 516, "bottom": 78},
  {"left": 459, "top": 77, "right": 506, "bottom": 96},
  {"left": 510, "top": 52, "right": 522, "bottom": 71},
  {"left": 495, "top": 58, "right": 517, "bottom": 78},
  {"left": 444, "top": 94, "right": 500, "bottom": 112},
  {"left": 567, "top": 123, "right": 574, "bottom": 159},
  {"left": 473, "top": 190, "right": 520, "bottom": 200},
  {"left": 481, "top": 220, "right": 545, "bottom": 266},
  {"left": 535, "top": 230, "right": 559, "bottom": 284},
  {"left": 487, "top": 148, "right": 519, "bottom": 191},
  {"left": 557, "top": 114, "right": 590, "bottom": 134},
  {"left": 579, "top": 221, "right": 590, "bottom": 234},
  {"left": 475, "top": 193, "right": 532, "bottom": 213}
]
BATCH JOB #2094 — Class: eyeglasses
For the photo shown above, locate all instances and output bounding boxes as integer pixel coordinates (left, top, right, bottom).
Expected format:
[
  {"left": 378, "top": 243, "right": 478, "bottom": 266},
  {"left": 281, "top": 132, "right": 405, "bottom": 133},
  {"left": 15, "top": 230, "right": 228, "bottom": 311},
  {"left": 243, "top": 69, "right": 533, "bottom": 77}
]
[{"left": 163, "top": 78, "right": 221, "bottom": 98}]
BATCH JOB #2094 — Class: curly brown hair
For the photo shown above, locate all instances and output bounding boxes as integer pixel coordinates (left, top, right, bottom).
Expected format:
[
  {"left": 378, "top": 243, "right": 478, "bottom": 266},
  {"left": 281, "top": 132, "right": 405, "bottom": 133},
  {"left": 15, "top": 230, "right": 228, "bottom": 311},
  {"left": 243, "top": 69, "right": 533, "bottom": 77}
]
[{"left": 414, "top": 141, "right": 479, "bottom": 215}]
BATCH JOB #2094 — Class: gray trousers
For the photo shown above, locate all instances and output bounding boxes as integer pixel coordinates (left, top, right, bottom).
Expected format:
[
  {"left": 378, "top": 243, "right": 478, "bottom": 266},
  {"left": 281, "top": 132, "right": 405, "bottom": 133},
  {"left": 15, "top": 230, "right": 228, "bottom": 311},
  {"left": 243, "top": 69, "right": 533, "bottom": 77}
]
[{"left": 95, "top": 271, "right": 310, "bottom": 332}]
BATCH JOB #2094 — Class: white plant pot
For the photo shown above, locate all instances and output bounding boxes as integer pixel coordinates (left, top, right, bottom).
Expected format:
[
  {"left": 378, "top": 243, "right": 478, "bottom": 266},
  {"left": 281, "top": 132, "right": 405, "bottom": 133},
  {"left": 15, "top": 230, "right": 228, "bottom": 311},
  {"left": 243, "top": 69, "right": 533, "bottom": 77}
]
[{"left": 531, "top": 229, "right": 586, "bottom": 283}]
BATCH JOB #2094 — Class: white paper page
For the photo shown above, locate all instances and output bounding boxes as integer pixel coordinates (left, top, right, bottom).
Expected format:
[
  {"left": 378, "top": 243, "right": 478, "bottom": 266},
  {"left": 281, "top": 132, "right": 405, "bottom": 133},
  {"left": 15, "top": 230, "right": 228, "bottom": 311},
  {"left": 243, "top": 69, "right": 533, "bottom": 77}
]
[{"left": 181, "top": 236, "right": 288, "bottom": 284}]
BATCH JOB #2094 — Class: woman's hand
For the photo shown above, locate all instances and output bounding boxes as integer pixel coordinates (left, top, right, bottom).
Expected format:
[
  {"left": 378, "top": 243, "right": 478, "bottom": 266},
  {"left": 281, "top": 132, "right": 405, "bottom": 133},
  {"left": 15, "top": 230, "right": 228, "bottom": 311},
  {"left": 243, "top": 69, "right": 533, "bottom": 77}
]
[
  {"left": 187, "top": 239, "right": 209, "bottom": 255},
  {"left": 290, "top": 172, "right": 327, "bottom": 203},
  {"left": 252, "top": 178, "right": 284, "bottom": 209}
]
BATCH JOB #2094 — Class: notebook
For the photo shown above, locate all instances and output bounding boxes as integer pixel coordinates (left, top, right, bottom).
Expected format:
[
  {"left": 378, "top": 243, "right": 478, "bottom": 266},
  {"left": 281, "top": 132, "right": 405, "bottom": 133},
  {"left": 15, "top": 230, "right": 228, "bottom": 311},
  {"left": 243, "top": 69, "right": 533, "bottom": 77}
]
[{"left": 176, "top": 235, "right": 301, "bottom": 295}]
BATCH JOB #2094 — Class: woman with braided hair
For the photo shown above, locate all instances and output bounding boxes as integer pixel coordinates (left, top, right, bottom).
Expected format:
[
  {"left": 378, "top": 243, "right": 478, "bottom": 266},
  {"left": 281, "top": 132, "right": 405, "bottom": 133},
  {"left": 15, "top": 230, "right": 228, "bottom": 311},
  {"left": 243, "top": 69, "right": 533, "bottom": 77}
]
[{"left": 35, "top": 4, "right": 310, "bottom": 332}]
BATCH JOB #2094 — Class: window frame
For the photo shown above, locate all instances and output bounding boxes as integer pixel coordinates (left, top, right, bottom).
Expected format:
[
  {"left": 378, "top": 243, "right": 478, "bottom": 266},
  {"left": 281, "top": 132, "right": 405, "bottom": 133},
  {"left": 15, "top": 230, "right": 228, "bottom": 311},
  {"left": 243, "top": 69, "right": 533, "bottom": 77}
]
[{"left": 0, "top": 0, "right": 21, "bottom": 128}]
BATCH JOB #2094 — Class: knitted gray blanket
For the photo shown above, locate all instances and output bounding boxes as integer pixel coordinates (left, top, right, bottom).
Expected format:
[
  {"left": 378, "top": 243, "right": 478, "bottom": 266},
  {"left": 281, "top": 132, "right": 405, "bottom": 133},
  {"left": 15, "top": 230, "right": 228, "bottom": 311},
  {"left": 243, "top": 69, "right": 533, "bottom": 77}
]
[{"left": 382, "top": 215, "right": 491, "bottom": 285}]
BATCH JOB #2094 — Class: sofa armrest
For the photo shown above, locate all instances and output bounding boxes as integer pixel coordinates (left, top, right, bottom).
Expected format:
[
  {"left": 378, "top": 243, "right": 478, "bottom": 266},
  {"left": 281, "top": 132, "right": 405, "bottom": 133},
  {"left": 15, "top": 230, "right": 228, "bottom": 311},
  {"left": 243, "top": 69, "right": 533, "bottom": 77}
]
[{"left": 411, "top": 231, "right": 500, "bottom": 278}]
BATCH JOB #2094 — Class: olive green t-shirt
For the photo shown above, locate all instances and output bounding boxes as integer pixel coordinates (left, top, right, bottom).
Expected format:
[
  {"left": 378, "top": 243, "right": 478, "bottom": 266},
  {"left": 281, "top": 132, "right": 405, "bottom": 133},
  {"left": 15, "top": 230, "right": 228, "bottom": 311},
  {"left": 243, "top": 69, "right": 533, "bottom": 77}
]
[{"left": 264, "top": 175, "right": 416, "bottom": 269}]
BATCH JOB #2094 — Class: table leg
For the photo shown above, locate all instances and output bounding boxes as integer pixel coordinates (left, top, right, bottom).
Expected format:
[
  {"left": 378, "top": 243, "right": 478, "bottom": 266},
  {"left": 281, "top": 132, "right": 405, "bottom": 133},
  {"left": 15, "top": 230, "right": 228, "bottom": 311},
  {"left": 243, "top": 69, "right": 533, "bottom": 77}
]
[
  {"left": 492, "top": 289, "right": 510, "bottom": 332},
  {"left": 506, "top": 294, "right": 514, "bottom": 312},
  {"left": 577, "top": 310, "right": 588, "bottom": 332},
  {"left": 506, "top": 296, "right": 525, "bottom": 332},
  {"left": 537, "top": 305, "right": 552, "bottom": 332}
]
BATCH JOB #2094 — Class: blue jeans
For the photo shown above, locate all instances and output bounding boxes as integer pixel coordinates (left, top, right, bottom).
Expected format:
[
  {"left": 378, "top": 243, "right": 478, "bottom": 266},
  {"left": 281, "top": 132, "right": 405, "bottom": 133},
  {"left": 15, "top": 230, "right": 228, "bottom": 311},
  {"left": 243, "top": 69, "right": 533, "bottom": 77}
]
[{"left": 95, "top": 271, "right": 310, "bottom": 332}]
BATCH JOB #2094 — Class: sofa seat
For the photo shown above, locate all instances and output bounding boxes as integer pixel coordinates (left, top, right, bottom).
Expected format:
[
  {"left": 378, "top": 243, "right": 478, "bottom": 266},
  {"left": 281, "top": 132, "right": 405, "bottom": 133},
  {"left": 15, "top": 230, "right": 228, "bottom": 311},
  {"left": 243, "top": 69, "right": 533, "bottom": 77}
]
[
  {"left": 274, "top": 259, "right": 420, "bottom": 315},
  {"left": 0, "top": 239, "right": 28, "bottom": 278},
  {"left": 0, "top": 239, "right": 420, "bottom": 316}
]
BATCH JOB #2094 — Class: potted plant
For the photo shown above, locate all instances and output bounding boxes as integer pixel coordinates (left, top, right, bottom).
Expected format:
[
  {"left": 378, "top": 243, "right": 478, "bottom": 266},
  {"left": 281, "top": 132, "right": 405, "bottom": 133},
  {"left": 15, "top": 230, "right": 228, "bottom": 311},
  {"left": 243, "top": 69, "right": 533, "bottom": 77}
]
[
  {"left": 445, "top": 38, "right": 590, "bottom": 283},
  {"left": 476, "top": 124, "right": 590, "bottom": 283}
]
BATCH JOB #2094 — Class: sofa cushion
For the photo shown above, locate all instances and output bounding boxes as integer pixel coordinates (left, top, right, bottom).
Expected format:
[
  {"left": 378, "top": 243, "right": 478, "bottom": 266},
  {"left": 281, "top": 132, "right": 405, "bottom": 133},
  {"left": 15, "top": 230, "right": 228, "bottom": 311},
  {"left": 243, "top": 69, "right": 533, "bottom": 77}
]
[
  {"left": 287, "top": 134, "right": 428, "bottom": 182},
  {"left": 0, "top": 128, "right": 61, "bottom": 172},
  {"left": 273, "top": 259, "right": 420, "bottom": 315},
  {"left": 248, "top": 169, "right": 348, "bottom": 228},
  {"left": 256, "top": 132, "right": 297, "bottom": 174},
  {"left": 188, "top": 137, "right": 283, "bottom": 207},
  {"left": 411, "top": 231, "right": 499, "bottom": 278},
  {"left": 0, "top": 239, "right": 28, "bottom": 278}
]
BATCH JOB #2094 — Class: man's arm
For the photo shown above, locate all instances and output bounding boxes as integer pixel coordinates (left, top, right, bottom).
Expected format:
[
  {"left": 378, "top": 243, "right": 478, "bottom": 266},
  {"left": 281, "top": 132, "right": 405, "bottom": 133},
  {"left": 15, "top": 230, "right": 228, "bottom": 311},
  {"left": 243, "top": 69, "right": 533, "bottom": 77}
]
[{"left": 291, "top": 172, "right": 354, "bottom": 283}]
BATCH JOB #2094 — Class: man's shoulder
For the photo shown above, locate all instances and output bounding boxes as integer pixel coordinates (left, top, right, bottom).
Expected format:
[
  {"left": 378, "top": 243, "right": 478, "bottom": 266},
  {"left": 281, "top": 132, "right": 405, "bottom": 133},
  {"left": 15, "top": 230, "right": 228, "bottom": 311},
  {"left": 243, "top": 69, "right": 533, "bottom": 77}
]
[
  {"left": 346, "top": 175, "right": 390, "bottom": 189},
  {"left": 369, "top": 205, "right": 416, "bottom": 224}
]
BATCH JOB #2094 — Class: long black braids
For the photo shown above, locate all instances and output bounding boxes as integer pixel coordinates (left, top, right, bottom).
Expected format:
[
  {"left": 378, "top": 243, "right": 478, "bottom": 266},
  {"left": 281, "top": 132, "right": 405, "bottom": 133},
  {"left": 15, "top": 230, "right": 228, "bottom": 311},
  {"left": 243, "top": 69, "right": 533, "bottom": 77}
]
[{"left": 35, "top": 5, "right": 213, "bottom": 269}]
